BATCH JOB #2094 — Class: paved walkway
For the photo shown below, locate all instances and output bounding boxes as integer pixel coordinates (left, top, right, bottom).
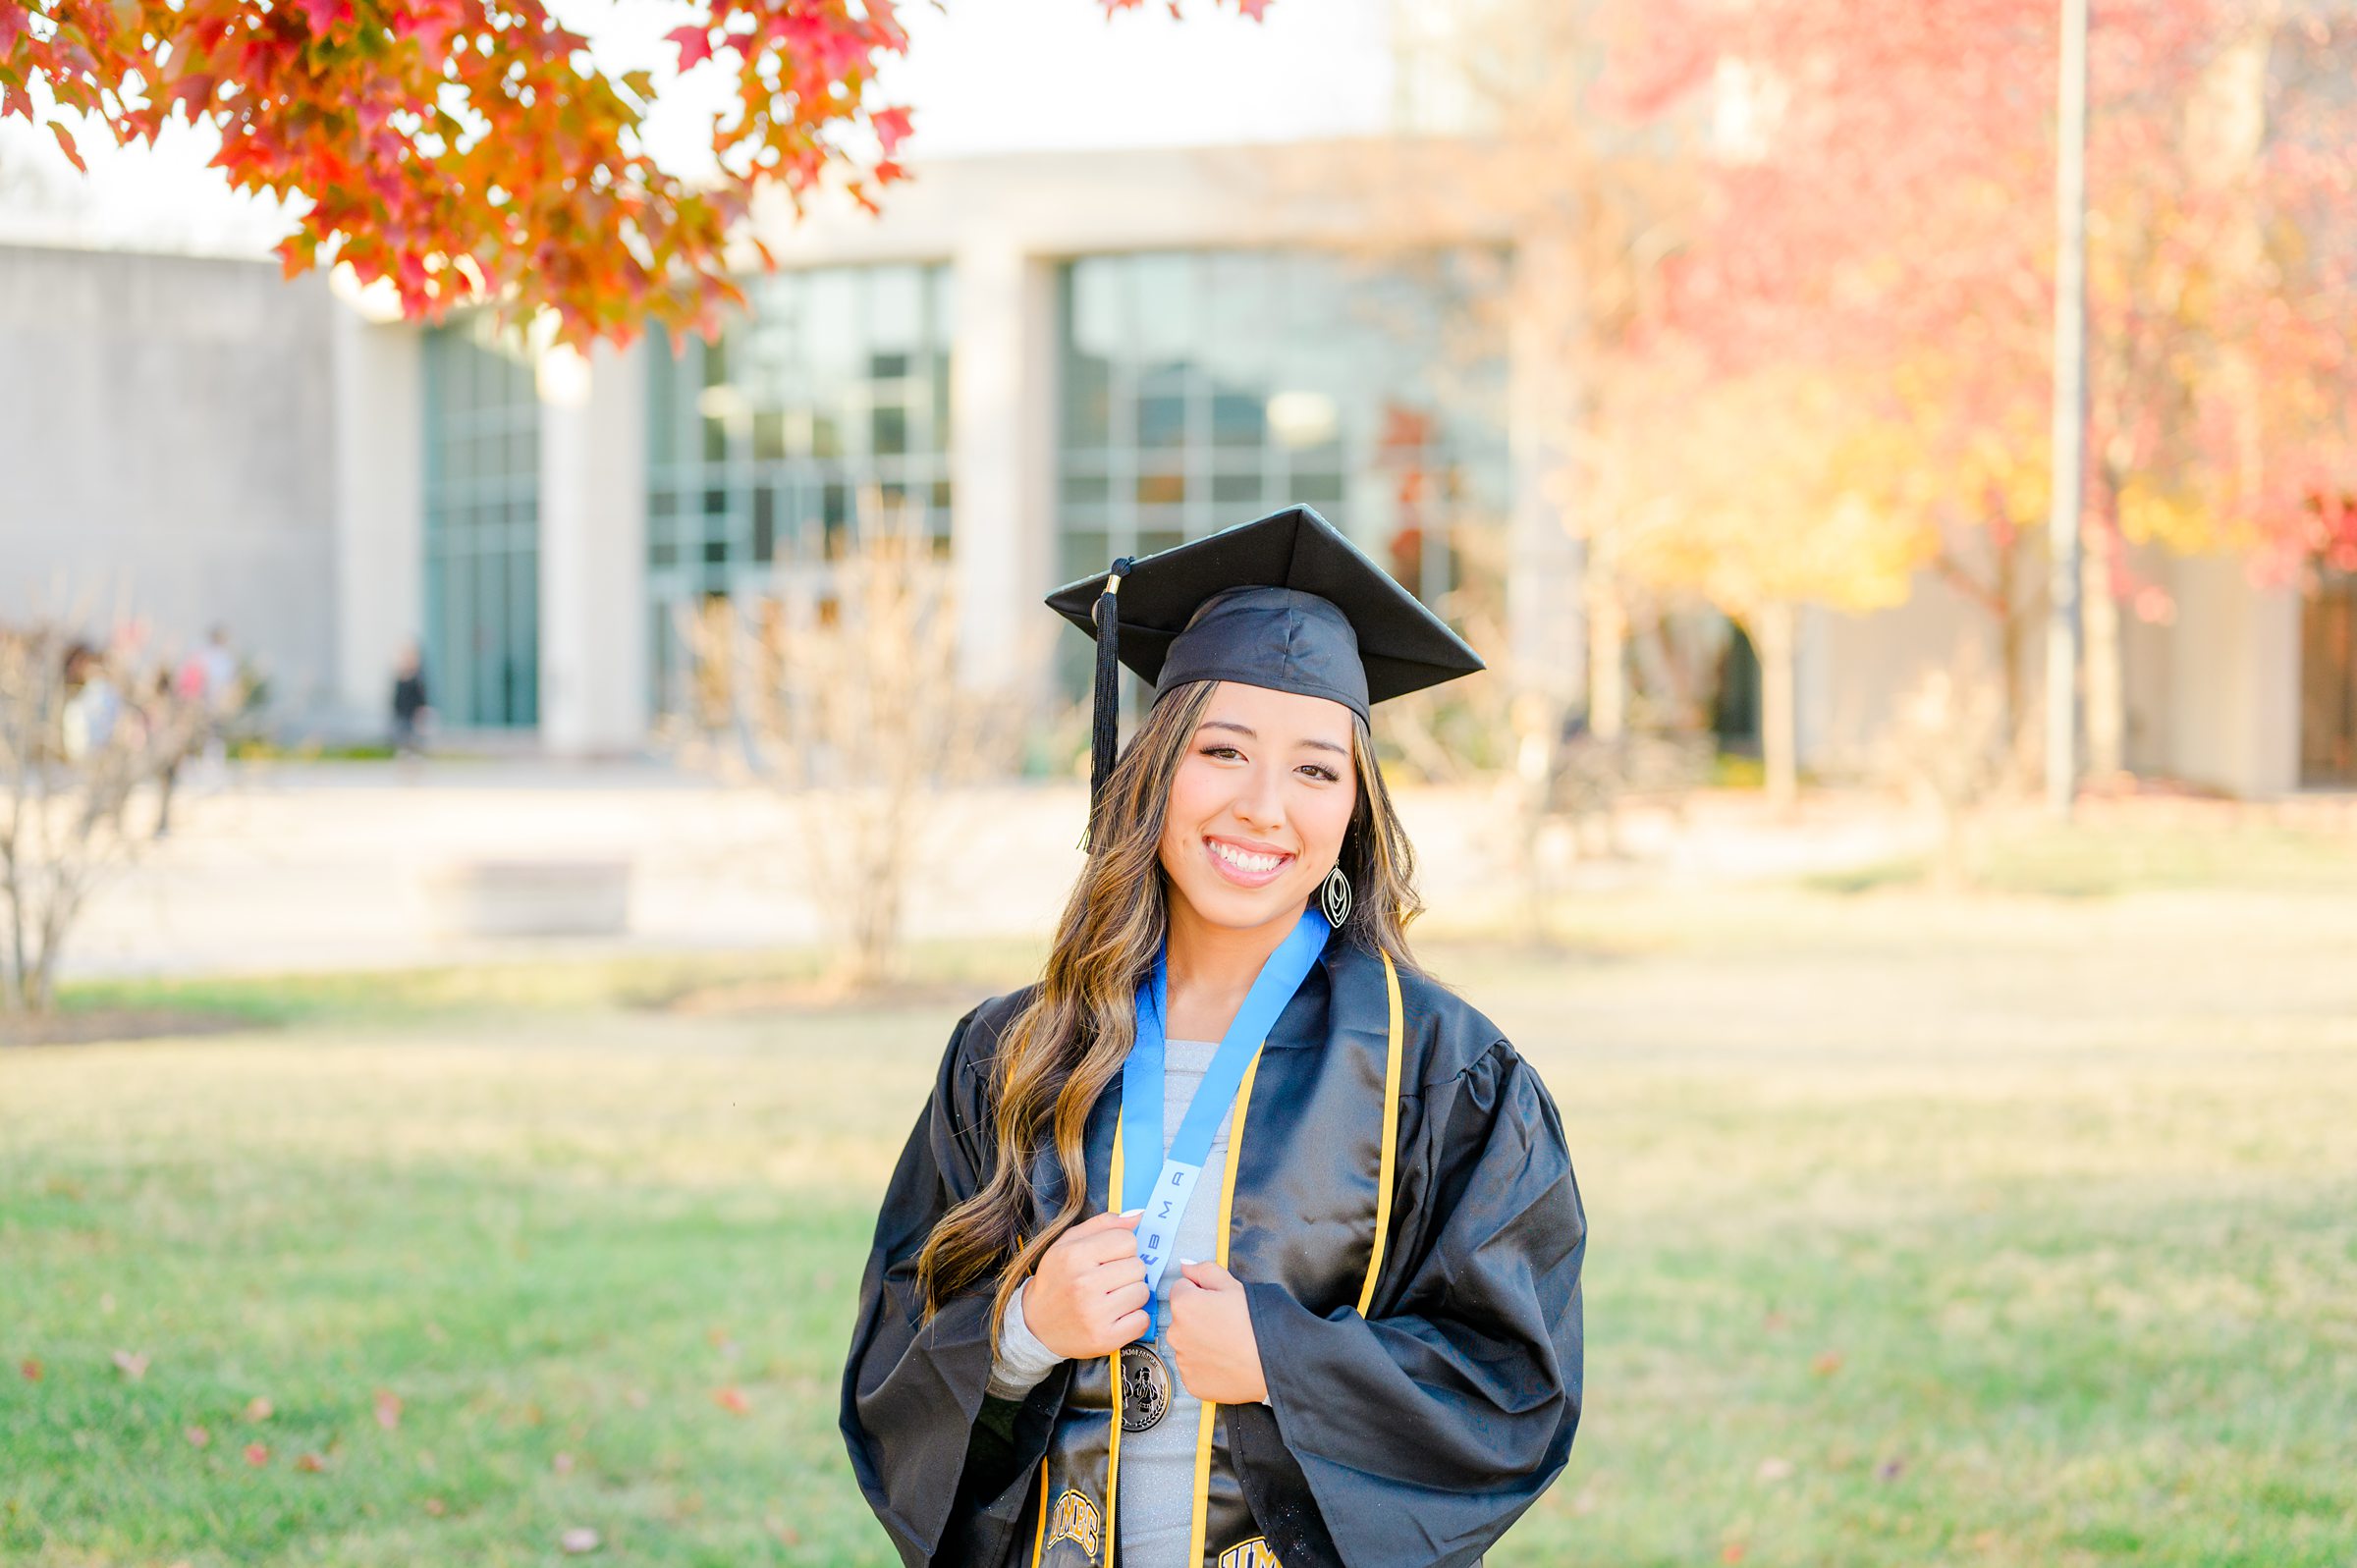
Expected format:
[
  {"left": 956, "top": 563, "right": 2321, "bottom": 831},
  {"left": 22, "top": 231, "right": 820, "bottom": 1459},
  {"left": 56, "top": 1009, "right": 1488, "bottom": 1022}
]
[{"left": 64, "top": 760, "right": 1940, "bottom": 981}]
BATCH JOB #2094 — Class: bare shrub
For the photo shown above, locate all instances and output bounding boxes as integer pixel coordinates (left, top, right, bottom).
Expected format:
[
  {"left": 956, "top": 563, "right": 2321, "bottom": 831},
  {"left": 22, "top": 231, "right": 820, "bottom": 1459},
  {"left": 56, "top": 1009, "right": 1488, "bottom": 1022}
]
[
  {"left": 672, "top": 505, "right": 1017, "bottom": 988},
  {"left": 1883, "top": 657, "right": 2011, "bottom": 892},
  {"left": 1, "top": 622, "right": 204, "bottom": 1018}
]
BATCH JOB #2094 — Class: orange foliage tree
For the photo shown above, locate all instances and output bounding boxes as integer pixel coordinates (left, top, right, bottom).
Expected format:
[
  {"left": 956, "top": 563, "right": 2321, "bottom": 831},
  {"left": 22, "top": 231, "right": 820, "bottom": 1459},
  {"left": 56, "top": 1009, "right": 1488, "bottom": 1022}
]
[{"left": 0, "top": 0, "right": 1263, "bottom": 346}]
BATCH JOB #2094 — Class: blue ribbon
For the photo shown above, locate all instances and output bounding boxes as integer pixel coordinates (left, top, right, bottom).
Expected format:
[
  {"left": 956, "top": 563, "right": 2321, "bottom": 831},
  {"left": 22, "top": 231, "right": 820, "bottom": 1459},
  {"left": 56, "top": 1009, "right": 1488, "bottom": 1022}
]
[{"left": 1119, "top": 905, "right": 1331, "bottom": 1336}]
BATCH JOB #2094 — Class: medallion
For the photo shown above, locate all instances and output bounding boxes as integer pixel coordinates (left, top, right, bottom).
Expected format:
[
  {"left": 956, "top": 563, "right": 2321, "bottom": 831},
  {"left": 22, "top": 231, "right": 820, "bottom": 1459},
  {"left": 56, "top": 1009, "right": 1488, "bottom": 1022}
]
[{"left": 1119, "top": 1343, "right": 1172, "bottom": 1433}]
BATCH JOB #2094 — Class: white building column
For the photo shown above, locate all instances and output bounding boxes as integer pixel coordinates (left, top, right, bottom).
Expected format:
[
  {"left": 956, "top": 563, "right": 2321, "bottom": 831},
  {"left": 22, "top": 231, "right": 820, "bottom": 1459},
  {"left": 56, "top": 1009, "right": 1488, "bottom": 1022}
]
[
  {"left": 950, "top": 237, "right": 1057, "bottom": 699},
  {"left": 1506, "top": 230, "right": 1585, "bottom": 704},
  {"left": 538, "top": 339, "right": 649, "bottom": 757},
  {"left": 330, "top": 307, "right": 423, "bottom": 737}
]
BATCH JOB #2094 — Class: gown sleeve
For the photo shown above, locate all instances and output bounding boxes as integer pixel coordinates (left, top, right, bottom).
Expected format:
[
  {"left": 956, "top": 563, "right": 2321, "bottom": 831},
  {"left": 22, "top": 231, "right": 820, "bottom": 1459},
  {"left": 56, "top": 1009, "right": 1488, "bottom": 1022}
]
[
  {"left": 1237, "top": 1039, "right": 1586, "bottom": 1568},
  {"left": 840, "top": 1005, "right": 1071, "bottom": 1567}
]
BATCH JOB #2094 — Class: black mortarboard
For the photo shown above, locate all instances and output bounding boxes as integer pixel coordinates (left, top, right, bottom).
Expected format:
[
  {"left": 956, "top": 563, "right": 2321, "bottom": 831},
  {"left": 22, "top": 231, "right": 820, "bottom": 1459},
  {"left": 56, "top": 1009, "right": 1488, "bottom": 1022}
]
[{"left": 1046, "top": 505, "right": 1485, "bottom": 838}]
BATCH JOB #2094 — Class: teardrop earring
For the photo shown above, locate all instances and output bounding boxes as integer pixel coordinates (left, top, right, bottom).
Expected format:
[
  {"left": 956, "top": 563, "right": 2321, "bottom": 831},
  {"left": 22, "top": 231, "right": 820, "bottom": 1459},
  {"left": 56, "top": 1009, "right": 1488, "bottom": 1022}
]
[{"left": 1320, "top": 862, "right": 1353, "bottom": 926}]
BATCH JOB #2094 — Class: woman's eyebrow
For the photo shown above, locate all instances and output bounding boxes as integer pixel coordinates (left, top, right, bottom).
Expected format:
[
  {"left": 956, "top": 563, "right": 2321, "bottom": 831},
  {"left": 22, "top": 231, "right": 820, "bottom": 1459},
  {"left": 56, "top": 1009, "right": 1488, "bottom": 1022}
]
[{"left": 1199, "top": 719, "right": 1347, "bottom": 756}]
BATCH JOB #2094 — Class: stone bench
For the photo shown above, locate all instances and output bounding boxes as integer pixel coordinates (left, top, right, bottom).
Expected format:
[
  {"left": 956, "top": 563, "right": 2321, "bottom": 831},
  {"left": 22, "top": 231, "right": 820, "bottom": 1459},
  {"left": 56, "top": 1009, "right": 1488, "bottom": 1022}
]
[{"left": 421, "top": 857, "right": 632, "bottom": 939}]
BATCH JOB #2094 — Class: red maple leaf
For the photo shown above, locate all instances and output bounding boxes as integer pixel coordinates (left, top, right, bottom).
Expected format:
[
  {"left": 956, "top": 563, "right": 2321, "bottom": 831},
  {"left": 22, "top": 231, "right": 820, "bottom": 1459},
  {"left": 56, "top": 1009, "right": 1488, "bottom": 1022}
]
[{"left": 668, "top": 25, "right": 715, "bottom": 70}]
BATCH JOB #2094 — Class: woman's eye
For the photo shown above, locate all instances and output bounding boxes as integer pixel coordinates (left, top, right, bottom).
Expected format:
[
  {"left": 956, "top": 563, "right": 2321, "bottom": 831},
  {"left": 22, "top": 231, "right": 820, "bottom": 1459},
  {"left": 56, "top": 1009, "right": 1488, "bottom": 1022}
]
[
  {"left": 1202, "top": 745, "right": 1243, "bottom": 761},
  {"left": 1298, "top": 764, "right": 1341, "bottom": 783}
]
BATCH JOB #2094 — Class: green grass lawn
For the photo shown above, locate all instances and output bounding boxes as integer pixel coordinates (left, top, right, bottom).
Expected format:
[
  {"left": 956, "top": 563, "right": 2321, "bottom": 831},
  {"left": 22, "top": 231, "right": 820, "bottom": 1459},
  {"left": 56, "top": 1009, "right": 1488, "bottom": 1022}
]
[{"left": 6, "top": 873, "right": 2357, "bottom": 1566}]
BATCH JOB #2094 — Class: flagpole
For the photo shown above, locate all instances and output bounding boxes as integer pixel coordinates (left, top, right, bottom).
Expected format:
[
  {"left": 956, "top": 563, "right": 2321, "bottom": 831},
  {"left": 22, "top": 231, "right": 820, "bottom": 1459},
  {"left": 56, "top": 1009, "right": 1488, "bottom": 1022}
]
[{"left": 2046, "top": 0, "right": 2089, "bottom": 818}]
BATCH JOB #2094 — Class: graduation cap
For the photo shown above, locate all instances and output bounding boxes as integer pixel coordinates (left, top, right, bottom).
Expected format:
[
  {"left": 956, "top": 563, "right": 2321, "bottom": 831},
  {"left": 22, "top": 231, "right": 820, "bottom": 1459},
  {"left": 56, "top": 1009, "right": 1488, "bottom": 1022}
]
[{"left": 1046, "top": 505, "right": 1485, "bottom": 836}]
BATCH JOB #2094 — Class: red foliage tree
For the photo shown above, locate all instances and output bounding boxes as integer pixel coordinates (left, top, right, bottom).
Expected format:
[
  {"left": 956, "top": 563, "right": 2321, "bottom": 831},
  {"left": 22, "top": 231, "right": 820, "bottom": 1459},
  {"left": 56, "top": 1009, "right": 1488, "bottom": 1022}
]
[
  {"left": 0, "top": 0, "right": 1261, "bottom": 345},
  {"left": 1623, "top": 0, "right": 2357, "bottom": 562},
  {"left": 1612, "top": 0, "right": 2357, "bottom": 765}
]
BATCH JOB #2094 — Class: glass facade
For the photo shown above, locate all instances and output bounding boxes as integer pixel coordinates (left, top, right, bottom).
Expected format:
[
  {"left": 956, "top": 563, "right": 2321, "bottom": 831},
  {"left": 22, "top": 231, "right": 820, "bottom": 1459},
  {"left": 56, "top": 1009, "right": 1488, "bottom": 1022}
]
[
  {"left": 422, "top": 317, "right": 540, "bottom": 729},
  {"left": 644, "top": 264, "right": 955, "bottom": 715},
  {"left": 1057, "top": 249, "right": 1509, "bottom": 614}
]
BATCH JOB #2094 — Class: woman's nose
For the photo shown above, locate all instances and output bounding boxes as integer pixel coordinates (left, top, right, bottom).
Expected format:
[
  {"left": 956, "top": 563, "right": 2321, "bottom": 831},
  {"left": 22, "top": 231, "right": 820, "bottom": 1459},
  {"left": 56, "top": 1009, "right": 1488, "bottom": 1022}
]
[{"left": 1233, "top": 765, "right": 1286, "bottom": 833}]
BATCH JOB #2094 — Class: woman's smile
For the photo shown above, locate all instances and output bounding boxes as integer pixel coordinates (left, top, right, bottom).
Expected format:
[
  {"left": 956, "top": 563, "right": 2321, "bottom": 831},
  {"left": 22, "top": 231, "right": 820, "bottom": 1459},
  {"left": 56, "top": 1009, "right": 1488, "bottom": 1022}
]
[{"left": 1202, "top": 834, "right": 1295, "bottom": 888}]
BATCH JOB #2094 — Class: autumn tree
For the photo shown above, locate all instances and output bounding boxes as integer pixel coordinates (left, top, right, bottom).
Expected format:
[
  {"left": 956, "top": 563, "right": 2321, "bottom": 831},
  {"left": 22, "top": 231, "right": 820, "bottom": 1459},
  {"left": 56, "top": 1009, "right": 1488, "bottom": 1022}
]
[
  {"left": 1335, "top": 0, "right": 1710, "bottom": 746},
  {"left": 1613, "top": 0, "right": 2357, "bottom": 780},
  {"left": 0, "top": 0, "right": 1264, "bottom": 346},
  {"left": 1600, "top": 351, "right": 1934, "bottom": 806}
]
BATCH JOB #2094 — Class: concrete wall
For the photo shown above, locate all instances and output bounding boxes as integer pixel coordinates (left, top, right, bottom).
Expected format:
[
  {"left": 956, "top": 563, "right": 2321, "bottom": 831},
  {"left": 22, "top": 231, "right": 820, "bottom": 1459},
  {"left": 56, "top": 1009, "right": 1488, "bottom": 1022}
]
[
  {"left": 1808, "top": 569, "right": 2012, "bottom": 777},
  {"left": 2163, "top": 552, "right": 2300, "bottom": 796},
  {"left": 0, "top": 244, "right": 337, "bottom": 720}
]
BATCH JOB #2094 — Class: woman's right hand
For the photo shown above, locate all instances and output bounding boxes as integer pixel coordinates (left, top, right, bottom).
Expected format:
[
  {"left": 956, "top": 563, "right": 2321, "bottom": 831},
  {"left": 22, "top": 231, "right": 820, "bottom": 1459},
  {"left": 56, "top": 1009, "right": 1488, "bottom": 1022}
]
[{"left": 1022, "top": 1209, "right": 1149, "bottom": 1360}]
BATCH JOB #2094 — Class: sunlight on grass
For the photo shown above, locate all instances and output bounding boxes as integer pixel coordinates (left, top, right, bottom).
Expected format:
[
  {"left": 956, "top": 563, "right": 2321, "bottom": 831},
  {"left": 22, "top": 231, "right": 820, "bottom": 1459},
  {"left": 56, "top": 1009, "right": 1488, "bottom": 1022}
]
[{"left": 6, "top": 881, "right": 2356, "bottom": 1566}]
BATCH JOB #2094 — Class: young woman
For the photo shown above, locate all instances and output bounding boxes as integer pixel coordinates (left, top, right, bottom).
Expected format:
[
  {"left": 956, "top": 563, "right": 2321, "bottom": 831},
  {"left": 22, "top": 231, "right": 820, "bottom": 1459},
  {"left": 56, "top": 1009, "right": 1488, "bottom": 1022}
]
[{"left": 843, "top": 507, "right": 1585, "bottom": 1568}]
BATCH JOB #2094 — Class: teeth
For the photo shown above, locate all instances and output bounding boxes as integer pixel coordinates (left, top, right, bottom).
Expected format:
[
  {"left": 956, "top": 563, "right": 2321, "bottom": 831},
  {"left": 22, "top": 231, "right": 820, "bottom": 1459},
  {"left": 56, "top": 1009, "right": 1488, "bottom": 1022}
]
[{"left": 1211, "top": 840, "right": 1286, "bottom": 874}]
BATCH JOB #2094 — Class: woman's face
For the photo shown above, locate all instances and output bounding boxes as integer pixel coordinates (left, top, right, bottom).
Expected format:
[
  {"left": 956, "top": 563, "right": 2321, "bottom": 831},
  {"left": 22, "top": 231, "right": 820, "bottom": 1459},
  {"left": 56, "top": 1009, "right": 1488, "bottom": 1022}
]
[{"left": 1157, "top": 680, "right": 1359, "bottom": 937}]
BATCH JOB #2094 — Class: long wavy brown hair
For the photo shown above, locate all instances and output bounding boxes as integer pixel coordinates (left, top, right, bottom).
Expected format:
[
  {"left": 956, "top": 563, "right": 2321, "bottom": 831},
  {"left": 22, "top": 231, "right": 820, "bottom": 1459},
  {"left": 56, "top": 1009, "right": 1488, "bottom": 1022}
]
[{"left": 915, "top": 676, "right": 1424, "bottom": 1334}]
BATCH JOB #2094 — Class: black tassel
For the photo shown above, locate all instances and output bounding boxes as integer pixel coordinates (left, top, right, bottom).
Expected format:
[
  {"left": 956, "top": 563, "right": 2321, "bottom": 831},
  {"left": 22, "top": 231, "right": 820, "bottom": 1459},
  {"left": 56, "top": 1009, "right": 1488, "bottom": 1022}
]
[{"left": 1085, "top": 557, "right": 1135, "bottom": 852}]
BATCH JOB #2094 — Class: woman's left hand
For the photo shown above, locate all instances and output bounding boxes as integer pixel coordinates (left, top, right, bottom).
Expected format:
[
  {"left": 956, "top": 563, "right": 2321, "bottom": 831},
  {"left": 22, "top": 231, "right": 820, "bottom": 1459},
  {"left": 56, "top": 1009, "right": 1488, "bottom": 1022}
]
[{"left": 1165, "top": 1260, "right": 1267, "bottom": 1404}]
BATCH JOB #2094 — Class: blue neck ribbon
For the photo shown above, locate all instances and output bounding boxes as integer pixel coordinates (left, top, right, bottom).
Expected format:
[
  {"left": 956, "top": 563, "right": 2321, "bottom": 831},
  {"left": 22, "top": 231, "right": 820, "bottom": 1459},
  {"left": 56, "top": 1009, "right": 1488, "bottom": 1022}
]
[{"left": 1118, "top": 905, "right": 1331, "bottom": 1337}]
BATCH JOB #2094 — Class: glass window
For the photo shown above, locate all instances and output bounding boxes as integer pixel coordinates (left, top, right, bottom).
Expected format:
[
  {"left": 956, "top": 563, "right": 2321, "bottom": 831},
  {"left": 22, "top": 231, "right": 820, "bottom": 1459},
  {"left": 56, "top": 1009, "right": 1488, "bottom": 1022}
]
[
  {"left": 645, "top": 263, "right": 956, "bottom": 717},
  {"left": 422, "top": 316, "right": 540, "bottom": 728},
  {"left": 1055, "top": 248, "right": 1507, "bottom": 631}
]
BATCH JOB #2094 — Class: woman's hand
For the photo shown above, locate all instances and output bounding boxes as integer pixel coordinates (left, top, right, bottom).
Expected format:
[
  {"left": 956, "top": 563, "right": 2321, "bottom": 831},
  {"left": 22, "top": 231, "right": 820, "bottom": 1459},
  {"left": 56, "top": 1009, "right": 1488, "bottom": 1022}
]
[
  {"left": 1166, "top": 1260, "right": 1267, "bottom": 1404},
  {"left": 1023, "top": 1210, "right": 1149, "bottom": 1360}
]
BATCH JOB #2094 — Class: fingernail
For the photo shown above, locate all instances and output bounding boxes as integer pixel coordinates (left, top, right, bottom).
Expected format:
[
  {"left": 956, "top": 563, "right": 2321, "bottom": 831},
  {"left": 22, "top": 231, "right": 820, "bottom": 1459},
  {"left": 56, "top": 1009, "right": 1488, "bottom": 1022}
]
[
  {"left": 1178, "top": 1257, "right": 1197, "bottom": 1267},
  {"left": 1120, "top": 1208, "right": 1144, "bottom": 1217}
]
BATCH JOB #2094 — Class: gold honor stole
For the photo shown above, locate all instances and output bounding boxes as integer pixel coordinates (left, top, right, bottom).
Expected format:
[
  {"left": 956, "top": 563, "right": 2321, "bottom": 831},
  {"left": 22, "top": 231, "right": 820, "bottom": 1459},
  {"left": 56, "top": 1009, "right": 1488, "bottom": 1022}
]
[{"left": 1029, "top": 950, "right": 1406, "bottom": 1568}]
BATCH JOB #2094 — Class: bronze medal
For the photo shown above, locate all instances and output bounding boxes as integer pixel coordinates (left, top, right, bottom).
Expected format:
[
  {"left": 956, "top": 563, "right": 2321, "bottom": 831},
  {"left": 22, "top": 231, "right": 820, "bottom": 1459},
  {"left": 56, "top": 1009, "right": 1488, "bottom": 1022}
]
[{"left": 1119, "top": 1343, "right": 1172, "bottom": 1433}]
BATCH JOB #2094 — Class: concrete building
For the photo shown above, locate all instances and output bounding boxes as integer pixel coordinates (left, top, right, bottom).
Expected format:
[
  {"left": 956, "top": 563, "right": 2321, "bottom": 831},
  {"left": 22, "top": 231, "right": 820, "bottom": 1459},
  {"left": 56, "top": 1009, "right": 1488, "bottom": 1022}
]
[{"left": 2, "top": 141, "right": 2350, "bottom": 797}]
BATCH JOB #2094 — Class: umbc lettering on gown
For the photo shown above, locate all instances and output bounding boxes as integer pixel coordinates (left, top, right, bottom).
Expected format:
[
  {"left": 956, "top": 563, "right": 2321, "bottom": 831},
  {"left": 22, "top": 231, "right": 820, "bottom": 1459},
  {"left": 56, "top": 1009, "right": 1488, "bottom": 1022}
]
[
  {"left": 1218, "top": 1538, "right": 1284, "bottom": 1568},
  {"left": 1044, "top": 1487, "right": 1103, "bottom": 1563}
]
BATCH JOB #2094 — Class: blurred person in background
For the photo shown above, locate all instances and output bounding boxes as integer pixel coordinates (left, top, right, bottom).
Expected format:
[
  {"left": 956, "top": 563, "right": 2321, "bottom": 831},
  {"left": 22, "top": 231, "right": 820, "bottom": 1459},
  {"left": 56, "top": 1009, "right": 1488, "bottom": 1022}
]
[
  {"left": 175, "top": 623, "right": 244, "bottom": 778},
  {"left": 60, "top": 641, "right": 122, "bottom": 761},
  {"left": 845, "top": 508, "right": 1587, "bottom": 1568},
  {"left": 390, "top": 640, "right": 431, "bottom": 760},
  {"left": 145, "top": 669, "right": 192, "bottom": 838}
]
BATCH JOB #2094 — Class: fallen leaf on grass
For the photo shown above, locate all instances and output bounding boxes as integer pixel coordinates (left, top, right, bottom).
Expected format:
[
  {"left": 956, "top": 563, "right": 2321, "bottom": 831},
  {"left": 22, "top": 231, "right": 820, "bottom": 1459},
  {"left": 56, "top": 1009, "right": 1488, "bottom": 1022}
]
[
  {"left": 19, "top": 1359, "right": 39, "bottom": 1382},
  {"left": 244, "top": 1442, "right": 269, "bottom": 1467},
  {"left": 185, "top": 1426, "right": 211, "bottom": 1448},
  {"left": 552, "top": 1451, "right": 576, "bottom": 1476},
  {"left": 559, "top": 1526, "right": 601, "bottom": 1554},
  {"left": 245, "top": 1396, "right": 274, "bottom": 1423},
  {"left": 1810, "top": 1351, "right": 1844, "bottom": 1377},
  {"left": 295, "top": 1452, "right": 327, "bottom": 1474},
  {"left": 1756, "top": 1456, "right": 1794, "bottom": 1483},
  {"left": 422, "top": 1497, "right": 447, "bottom": 1518},
  {"left": 1878, "top": 1456, "right": 1906, "bottom": 1482},
  {"left": 111, "top": 1350, "right": 149, "bottom": 1379},
  {"left": 711, "top": 1385, "right": 751, "bottom": 1415},
  {"left": 374, "top": 1389, "right": 402, "bottom": 1431},
  {"left": 1721, "top": 1544, "right": 1747, "bottom": 1564}
]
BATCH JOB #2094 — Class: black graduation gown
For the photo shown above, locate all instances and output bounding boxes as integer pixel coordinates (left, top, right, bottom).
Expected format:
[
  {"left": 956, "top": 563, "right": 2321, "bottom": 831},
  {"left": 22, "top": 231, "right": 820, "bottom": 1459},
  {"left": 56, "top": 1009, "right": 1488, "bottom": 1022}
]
[{"left": 840, "top": 937, "right": 1585, "bottom": 1568}]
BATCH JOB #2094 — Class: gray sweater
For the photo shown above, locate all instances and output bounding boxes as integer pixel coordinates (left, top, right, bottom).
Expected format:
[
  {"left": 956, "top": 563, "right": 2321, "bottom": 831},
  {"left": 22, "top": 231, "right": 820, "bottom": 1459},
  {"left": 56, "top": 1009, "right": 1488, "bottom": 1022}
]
[{"left": 988, "top": 1038, "right": 1236, "bottom": 1568}]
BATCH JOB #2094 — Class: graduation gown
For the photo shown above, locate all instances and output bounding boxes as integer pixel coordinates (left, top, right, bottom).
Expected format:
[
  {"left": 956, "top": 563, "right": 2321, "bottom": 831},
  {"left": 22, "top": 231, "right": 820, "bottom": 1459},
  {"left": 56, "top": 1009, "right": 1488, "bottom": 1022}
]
[{"left": 840, "top": 936, "right": 1585, "bottom": 1568}]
